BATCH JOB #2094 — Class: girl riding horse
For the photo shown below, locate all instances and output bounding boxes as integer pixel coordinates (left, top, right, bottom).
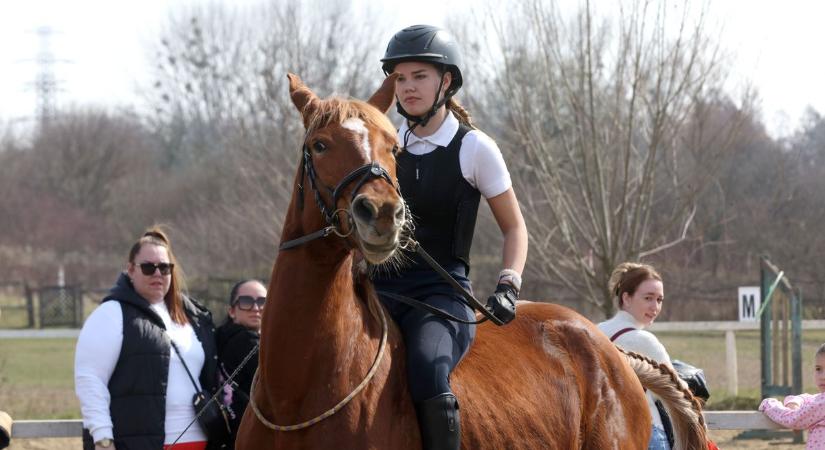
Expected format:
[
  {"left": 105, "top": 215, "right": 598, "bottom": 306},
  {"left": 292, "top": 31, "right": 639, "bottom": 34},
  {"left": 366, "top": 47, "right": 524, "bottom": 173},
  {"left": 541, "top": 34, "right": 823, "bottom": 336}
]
[
  {"left": 234, "top": 71, "right": 709, "bottom": 449},
  {"left": 371, "top": 24, "right": 528, "bottom": 450}
]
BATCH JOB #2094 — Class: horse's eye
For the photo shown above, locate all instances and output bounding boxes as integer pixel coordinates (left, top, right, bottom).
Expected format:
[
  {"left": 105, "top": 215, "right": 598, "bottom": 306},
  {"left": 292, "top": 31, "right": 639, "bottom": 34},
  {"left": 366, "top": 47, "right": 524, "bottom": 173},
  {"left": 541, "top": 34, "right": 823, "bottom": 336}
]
[
  {"left": 391, "top": 145, "right": 400, "bottom": 156},
  {"left": 312, "top": 141, "right": 327, "bottom": 153}
]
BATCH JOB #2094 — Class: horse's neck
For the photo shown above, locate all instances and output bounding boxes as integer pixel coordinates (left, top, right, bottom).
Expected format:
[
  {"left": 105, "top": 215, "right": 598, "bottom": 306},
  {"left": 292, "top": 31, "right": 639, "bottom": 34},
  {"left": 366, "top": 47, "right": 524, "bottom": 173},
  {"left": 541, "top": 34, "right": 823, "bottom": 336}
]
[
  {"left": 261, "top": 243, "right": 378, "bottom": 400},
  {"left": 270, "top": 207, "right": 359, "bottom": 330}
]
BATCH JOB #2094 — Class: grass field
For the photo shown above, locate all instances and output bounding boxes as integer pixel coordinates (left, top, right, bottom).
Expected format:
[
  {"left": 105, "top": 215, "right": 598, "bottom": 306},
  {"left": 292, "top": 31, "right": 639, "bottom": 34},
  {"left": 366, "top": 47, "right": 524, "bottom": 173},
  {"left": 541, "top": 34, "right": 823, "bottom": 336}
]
[
  {"left": 659, "top": 329, "right": 825, "bottom": 408},
  {"left": 0, "top": 339, "right": 78, "bottom": 420},
  {"left": 4, "top": 330, "right": 825, "bottom": 419}
]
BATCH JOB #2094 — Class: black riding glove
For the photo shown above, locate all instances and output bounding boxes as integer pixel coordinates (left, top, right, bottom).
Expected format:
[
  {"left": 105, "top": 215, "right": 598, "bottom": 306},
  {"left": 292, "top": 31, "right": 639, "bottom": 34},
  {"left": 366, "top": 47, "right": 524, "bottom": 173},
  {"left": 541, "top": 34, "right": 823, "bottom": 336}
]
[{"left": 486, "top": 283, "right": 517, "bottom": 325}]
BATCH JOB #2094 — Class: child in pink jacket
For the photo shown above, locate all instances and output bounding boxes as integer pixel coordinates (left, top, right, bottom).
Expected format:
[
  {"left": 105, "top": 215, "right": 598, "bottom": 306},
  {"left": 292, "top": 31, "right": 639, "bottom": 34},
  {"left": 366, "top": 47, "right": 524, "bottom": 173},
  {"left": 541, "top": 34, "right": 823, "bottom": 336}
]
[{"left": 759, "top": 343, "right": 825, "bottom": 449}]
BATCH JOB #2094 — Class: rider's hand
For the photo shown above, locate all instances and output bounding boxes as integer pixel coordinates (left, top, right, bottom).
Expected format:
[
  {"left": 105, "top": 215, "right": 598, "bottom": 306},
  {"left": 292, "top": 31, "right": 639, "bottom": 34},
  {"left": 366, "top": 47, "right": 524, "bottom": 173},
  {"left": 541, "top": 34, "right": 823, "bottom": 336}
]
[{"left": 486, "top": 283, "right": 517, "bottom": 325}]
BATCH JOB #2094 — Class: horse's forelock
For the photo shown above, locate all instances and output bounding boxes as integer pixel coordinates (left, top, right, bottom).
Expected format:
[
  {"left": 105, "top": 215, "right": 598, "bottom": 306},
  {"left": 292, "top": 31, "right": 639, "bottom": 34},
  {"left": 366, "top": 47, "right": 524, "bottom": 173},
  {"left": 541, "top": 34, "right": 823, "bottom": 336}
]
[{"left": 305, "top": 97, "right": 396, "bottom": 143}]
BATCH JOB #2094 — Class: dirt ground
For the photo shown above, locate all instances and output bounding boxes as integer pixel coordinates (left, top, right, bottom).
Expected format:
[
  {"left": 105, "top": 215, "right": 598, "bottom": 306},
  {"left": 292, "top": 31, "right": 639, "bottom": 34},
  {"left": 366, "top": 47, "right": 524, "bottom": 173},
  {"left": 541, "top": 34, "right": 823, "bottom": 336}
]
[{"left": 6, "top": 431, "right": 808, "bottom": 449}]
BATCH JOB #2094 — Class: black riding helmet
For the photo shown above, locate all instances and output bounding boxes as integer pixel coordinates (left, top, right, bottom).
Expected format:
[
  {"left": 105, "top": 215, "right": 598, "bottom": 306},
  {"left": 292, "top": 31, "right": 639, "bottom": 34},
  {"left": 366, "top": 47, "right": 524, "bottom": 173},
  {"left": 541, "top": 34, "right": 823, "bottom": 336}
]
[{"left": 381, "top": 25, "right": 464, "bottom": 128}]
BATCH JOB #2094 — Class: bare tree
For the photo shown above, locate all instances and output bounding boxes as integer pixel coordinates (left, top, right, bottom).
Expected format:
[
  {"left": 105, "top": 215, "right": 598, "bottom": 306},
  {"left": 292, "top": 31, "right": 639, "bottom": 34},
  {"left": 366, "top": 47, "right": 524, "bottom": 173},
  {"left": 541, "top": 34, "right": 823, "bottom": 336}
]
[
  {"left": 143, "top": 0, "right": 388, "bottom": 276},
  {"left": 0, "top": 107, "right": 160, "bottom": 286},
  {"left": 25, "top": 107, "right": 149, "bottom": 216},
  {"left": 461, "top": 0, "right": 753, "bottom": 316}
]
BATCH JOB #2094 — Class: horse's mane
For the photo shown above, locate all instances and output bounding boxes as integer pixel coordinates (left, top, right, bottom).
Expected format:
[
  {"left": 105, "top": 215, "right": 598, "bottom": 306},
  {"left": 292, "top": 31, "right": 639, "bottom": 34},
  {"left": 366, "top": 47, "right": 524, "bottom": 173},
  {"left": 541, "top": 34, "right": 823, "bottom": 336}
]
[
  {"left": 304, "top": 97, "right": 396, "bottom": 142},
  {"left": 621, "top": 349, "right": 708, "bottom": 450}
]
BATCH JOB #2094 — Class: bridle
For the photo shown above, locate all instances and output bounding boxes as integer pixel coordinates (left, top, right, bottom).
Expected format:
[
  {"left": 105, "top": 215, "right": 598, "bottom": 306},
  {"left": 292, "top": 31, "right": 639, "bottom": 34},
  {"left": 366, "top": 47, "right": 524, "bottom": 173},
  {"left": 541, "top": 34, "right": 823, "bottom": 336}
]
[{"left": 278, "top": 139, "right": 408, "bottom": 251}]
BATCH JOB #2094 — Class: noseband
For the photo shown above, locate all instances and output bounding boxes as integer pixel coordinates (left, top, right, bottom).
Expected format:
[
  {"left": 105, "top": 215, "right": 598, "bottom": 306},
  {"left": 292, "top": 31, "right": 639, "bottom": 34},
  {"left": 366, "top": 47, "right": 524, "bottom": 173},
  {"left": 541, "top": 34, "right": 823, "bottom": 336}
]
[{"left": 279, "top": 141, "right": 404, "bottom": 251}]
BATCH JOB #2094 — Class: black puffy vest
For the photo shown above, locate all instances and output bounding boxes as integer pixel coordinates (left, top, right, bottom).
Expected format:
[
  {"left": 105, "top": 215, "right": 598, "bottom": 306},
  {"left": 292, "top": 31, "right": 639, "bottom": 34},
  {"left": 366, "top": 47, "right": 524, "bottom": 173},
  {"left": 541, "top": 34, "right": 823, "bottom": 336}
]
[
  {"left": 397, "top": 124, "right": 480, "bottom": 272},
  {"left": 82, "top": 273, "right": 218, "bottom": 450}
]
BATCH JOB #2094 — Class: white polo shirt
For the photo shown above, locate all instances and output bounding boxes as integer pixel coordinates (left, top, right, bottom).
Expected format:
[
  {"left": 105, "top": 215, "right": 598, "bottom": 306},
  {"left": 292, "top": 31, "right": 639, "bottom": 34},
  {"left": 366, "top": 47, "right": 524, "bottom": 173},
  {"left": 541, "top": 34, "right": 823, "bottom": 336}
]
[{"left": 398, "top": 112, "right": 512, "bottom": 199}]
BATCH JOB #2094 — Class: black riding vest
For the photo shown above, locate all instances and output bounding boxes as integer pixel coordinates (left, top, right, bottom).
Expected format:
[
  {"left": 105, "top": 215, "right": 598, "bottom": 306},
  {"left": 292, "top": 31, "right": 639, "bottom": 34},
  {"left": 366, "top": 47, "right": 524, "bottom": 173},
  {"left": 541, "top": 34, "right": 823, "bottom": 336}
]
[
  {"left": 397, "top": 124, "right": 481, "bottom": 272},
  {"left": 82, "top": 273, "right": 218, "bottom": 450}
]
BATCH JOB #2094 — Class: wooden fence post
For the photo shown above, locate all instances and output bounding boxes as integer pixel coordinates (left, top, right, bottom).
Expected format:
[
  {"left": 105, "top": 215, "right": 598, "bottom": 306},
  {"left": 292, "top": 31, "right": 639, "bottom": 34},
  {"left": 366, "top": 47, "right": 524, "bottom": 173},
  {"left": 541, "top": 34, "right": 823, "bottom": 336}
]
[
  {"left": 725, "top": 330, "right": 738, "bottom": 395},
  {"left": 24, "top": 283, "right": 35, "bottom": 329}
]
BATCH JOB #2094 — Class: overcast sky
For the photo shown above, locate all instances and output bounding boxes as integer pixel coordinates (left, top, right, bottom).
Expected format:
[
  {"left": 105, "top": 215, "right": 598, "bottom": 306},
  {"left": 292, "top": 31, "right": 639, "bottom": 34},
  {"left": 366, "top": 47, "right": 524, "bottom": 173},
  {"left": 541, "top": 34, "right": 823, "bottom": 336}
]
[{"left": 1, "top": 0, "right": 824, "bottom": 137}]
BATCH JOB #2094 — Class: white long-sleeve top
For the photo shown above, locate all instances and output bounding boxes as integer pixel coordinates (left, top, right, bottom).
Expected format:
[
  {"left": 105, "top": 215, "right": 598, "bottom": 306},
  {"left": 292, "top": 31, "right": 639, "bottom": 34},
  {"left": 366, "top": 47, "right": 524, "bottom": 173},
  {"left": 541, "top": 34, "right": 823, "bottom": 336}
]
[
  {"left": 398, "top": 112, "right": 512, "bottom": 199},
  {"left": 74, "top": 300, "right": 208, "bottom": 444},
  {"left": 598, "top": 310, "right": 672, "bottom": 430}
]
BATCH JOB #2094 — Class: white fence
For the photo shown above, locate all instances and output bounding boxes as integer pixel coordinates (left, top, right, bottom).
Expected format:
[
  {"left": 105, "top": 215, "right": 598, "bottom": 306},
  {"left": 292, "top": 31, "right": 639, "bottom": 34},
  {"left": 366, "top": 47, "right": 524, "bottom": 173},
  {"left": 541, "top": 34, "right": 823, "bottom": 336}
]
[
  {"left": 3, "top": 412, "right": 784, "bottom": 442},
  {"left": 647, "top": 320, "right": 825, "bottom": 332},
  {"left": 0, "top": 329, "right": 80, "bottom": 339},
  {"left": 9, "top": 420, "right": 82, "bottom": 438},
  {"left": 648, "top": 320, "right": 825, "bottom": 395}
]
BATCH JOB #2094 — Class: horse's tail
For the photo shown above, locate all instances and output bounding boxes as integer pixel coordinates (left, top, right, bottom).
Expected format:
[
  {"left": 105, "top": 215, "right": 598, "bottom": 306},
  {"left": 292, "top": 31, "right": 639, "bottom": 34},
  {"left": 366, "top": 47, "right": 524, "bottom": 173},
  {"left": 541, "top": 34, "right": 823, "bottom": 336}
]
[{"left": 620, "top": 349, "right": 708, "bottom": 450}]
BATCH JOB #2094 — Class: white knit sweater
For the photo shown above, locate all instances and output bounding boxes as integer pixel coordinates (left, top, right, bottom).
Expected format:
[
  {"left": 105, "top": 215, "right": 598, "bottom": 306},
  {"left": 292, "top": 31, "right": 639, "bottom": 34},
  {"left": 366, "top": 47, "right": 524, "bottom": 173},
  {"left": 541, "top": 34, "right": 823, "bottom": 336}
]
[{"left": 598, "top": 310, "right": 672, "bottom": 430}]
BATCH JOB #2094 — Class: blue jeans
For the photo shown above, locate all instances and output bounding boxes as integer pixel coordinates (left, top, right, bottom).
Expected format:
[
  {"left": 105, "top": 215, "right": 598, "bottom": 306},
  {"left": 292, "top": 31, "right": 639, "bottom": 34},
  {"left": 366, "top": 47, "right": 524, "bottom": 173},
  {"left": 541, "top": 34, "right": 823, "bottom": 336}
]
[{"left": 648, "top": 425, "right": 670, "bottom": 450}]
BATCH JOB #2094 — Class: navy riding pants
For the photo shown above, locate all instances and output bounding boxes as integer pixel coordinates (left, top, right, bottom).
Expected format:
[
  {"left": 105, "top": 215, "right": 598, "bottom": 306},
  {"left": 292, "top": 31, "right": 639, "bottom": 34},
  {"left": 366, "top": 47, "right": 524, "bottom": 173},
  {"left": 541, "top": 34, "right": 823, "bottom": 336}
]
[{"left": 374, "top": 268, "right": 477, "bottom": 402}]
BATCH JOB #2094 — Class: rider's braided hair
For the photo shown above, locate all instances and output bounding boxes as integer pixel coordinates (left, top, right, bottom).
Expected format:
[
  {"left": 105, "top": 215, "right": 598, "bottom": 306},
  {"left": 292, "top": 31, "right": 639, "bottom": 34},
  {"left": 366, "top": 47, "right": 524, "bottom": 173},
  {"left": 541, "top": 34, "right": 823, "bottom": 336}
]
[{"left": 446, "top": 97, "right": 475, "bottom": 129}]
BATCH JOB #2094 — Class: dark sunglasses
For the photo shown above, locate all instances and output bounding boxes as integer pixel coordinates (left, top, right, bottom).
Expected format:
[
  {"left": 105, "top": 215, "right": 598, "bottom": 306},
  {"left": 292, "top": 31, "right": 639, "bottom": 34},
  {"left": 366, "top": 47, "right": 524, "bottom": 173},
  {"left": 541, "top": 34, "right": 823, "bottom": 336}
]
[
  {"left": 232, "top": 295, "right": 266, "bottom": 311},
  {"left": 138, "top": 262, "right": 174, "bottom": 276}
]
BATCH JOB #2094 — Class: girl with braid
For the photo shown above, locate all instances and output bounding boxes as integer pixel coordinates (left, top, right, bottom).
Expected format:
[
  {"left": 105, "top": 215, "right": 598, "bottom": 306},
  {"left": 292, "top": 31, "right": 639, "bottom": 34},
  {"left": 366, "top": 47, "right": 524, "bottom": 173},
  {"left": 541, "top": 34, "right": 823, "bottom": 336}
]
[
  {"left": 372, "top": 25, "right": 528, "bottom": 450},
  {"left": 597, "top": 262, "right": 673, "bottom": 450}
]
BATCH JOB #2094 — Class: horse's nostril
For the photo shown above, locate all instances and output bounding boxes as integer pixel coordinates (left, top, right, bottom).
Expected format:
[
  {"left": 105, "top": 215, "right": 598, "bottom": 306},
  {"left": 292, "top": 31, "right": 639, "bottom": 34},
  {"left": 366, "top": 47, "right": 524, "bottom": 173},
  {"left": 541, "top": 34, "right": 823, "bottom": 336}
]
[{"left": 352, "top": 196, "right": 377, "bottom": 223}]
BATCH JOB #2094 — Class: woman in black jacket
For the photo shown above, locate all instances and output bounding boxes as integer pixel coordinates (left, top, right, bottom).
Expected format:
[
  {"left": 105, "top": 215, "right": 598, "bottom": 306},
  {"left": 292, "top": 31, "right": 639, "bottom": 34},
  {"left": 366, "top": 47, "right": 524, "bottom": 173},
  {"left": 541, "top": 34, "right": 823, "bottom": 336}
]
[
  {"left": 216, "top": 279, "right": 266, "bottom": 448},
  {"left": 75, "top": 226, "right": 220, "bottom": 450}
]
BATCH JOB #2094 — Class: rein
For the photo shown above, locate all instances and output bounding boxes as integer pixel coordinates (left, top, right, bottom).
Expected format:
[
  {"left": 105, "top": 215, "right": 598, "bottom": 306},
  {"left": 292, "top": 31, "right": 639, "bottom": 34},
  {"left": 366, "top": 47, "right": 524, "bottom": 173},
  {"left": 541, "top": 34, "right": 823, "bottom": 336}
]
[{"left": 376, "top": 239, "right": 496, "bottom": 325}]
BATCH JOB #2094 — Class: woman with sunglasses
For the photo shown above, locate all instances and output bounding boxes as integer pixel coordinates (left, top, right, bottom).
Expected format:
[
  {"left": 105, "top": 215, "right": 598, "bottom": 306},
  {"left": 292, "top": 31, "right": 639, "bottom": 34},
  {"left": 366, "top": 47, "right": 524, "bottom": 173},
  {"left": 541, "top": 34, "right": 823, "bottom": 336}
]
[
  {"left": 215, "top": 279, "right": 266, "bottom": 447},
  {"left": 75, "top": 226, "right": 221, "bottom": 450}
]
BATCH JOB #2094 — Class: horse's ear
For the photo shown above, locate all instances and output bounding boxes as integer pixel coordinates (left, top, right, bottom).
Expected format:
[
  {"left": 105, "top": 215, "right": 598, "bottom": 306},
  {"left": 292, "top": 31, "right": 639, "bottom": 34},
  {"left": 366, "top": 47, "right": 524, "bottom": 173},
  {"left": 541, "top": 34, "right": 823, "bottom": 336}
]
[
  {"left": 367, "top": 73, "right": 399, "bottom": 114},
  {"left": 287, "top": 73, "right": 319, "bottom": 127}
]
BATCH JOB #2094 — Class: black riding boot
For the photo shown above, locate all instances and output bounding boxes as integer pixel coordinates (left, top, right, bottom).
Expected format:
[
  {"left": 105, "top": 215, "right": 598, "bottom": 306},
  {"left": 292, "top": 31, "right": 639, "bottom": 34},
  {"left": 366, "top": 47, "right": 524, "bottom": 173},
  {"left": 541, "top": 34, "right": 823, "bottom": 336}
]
[{"left": 414, "top": 393, "right": 461, "bottom": 450}]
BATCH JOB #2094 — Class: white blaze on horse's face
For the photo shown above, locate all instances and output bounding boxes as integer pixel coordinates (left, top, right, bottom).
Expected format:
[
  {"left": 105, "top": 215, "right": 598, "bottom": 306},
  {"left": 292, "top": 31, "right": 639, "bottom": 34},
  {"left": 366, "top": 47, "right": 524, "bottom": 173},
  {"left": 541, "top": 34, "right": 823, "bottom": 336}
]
[
  {"left": 342, "top": 118, "right": 372, "bottom": 163},
  {"left": 344, "top": 118, "right": 405, "bottom": 264}
]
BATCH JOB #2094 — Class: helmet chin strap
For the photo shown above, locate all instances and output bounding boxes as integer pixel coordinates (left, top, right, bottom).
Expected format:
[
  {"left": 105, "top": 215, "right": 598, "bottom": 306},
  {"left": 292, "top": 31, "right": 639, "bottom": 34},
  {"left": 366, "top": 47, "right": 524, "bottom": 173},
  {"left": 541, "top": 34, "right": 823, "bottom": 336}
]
[{"left": 397, "top": 73, "right": 453, "bottom": 149}]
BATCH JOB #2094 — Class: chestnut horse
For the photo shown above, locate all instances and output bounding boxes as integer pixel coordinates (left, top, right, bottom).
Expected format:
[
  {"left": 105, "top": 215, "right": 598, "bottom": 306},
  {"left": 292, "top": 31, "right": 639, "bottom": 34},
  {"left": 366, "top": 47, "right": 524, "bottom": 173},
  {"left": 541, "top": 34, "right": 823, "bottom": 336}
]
[{"left": 235, "top": 73, "right": 708, "bottom": 450}]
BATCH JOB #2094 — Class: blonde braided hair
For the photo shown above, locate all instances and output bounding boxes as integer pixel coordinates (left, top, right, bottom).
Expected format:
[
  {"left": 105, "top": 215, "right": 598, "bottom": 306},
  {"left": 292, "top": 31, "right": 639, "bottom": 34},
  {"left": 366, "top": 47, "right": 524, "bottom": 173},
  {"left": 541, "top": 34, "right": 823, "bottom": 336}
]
[
  {"left": 620, "top": 348, "right": 708, "bottom": 450},
  {"left": 446, "top": 98, "right": 475, "bottom": 129}
]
